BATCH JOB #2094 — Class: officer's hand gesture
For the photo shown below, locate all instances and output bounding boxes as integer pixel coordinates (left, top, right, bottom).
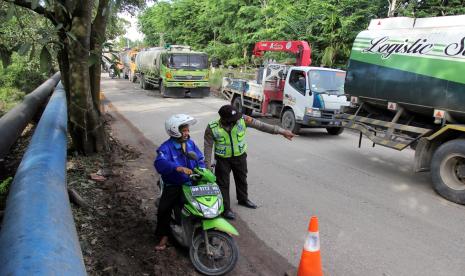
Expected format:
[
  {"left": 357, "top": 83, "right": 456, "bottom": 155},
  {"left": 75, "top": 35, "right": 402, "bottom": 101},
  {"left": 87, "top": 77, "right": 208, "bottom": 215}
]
[{"left": 281, "top": 130, "right": 296, "bottom": 140}]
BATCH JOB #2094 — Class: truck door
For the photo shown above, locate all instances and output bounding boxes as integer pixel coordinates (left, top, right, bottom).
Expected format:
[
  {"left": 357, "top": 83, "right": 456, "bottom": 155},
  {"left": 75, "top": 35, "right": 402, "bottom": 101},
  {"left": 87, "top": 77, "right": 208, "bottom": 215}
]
[{"left": 285, "top": 69, "right": 310, "bottom": 120}]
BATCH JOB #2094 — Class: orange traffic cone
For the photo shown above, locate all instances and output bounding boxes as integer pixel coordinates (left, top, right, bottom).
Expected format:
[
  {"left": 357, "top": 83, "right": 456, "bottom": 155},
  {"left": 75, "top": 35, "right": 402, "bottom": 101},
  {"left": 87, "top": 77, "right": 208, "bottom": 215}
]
[{"left": 297, "top": 216, "right": 323, "bottom": 276}]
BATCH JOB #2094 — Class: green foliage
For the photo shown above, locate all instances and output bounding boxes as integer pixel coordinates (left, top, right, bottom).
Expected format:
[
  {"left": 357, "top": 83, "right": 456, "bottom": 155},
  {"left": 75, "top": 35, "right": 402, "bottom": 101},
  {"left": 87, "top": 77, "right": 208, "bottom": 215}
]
[
  {"left": 136, "top": 0, "right": 465, "bottom": 67},
  {"left": 0, "top": 86, "right": 25, "bottom": 116},
  {"left": 138, "top": 0, "right": 390, "bottom": 68},
  {"left": 0, "top": 53, "right": 47, "bottom": 93},
  {"left": 396, "top": 0, "right": 465, "bottom": 17},
  {"left": 107, "top": 16, "right": 131, "bottom": 42},
  {"left": 0, "top": 177, "right": 13, "bottom": 195},
  {"left": 225, "top": 57, "right": 248, "bottom": 67},
  {"left": 0, "top": 2, "right": 57, "bottom": 69}
]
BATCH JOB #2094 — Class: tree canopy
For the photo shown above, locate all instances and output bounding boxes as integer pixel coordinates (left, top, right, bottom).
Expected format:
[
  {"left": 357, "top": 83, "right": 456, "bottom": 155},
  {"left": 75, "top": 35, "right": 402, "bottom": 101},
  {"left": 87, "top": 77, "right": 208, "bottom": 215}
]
[
  {"left": 1, "top": 0, "right": 145, "bottom": 154},
  {"left": 139, "top": 0, "right": 465, "bottom": 67}
]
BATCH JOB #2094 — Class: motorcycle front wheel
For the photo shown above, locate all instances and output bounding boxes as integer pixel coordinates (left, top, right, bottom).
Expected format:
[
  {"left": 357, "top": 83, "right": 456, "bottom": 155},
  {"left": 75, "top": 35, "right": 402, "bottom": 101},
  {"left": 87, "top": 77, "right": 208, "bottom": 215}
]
[{"left": 190, "top": 230, "right": 238, "bottom": 276}]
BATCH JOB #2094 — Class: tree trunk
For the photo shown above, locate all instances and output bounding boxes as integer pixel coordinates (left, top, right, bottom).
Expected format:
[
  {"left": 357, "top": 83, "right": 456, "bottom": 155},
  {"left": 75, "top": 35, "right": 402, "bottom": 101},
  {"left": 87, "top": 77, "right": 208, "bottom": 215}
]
[
  {"left": 66, "top": 0, "right": 106, "bottom": 154},
  {"left": 90, "top": 0, "right": 111, "bottom": 113},
  {"left": 57, "top": 32, "right": 71, "bottom": 95}
]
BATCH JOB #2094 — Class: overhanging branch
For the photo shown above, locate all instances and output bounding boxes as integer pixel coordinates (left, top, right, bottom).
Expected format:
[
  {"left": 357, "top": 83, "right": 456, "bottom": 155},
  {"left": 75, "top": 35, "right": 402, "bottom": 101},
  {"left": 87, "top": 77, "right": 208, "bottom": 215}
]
[{"left": 6, "top": 0, "right": 58, "bottom": 25}]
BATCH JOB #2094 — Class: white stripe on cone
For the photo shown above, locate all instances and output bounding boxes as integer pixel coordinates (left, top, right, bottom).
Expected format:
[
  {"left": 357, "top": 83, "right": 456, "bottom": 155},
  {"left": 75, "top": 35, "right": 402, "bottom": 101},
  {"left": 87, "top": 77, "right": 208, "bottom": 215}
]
[{"left": 303, "top": 232, "right": 320, "bottom": 252}]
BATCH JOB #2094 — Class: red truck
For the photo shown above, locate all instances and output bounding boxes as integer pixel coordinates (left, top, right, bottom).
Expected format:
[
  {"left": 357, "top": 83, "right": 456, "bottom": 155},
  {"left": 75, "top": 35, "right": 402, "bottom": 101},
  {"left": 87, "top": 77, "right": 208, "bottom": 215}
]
[{"left": 221, "top": 41, "right": 348, "bottom": 134}]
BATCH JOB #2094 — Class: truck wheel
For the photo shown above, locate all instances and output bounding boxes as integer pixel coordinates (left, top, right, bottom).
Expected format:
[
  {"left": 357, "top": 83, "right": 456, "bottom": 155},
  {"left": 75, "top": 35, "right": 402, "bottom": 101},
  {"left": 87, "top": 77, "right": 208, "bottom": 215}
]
[
  {"left": 139, "top": 75, "right": 145, "bottom": 89},
  {"left": 431, "top": 139, "right": 465, "bottom": 204},
  {"left": 232, "top": 97, "right": 252, "bottom": 115},
  {"left": 160, "top": 81, "right": 166, "bottom": 96},
  {"left": 281, "top": 109, "right": 300, "bottom": 134},
  {"left": 142, "top": 75, "right": 150, "bottom": 90},
  {"left": 326, "top": 127, "right": 344, "bottom": 135}
]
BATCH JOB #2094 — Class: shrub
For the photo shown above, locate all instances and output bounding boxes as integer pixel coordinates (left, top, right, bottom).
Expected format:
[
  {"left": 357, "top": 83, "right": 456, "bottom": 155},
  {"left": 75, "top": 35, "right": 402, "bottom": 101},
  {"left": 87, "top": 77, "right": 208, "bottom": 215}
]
[
  {"left": 0, "top": 86, "right": 25, "bottom": 116},
  {"left": 0, "top": 53, "right": 47, "bottom": 94}
]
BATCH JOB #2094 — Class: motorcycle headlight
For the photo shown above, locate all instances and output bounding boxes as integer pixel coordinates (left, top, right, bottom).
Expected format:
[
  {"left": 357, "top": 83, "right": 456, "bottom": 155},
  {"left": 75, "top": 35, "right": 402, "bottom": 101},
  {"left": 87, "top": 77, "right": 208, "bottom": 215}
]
[
  {"left": 191, "top": 200, "right": 202, "bottom": 212},
  {"left": 200, "top": 200, "right": 220, "bottom": 218}
]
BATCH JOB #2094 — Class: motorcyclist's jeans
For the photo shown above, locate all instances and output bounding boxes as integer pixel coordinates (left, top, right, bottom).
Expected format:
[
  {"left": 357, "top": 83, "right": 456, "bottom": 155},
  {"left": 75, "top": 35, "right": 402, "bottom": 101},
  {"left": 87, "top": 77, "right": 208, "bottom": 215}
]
[
  {"left": 215, "top": 153, "right": 248, "bottom": 211},
  {"left": 155, "top": 185, "right": 183, "bottom": 237}
]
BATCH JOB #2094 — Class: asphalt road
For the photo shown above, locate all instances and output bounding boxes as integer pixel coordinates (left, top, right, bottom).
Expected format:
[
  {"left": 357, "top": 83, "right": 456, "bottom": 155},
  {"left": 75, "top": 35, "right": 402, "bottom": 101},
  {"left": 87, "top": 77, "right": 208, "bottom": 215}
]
[{"left": 102, "top": 76, "right": 465, "bottom": 276}]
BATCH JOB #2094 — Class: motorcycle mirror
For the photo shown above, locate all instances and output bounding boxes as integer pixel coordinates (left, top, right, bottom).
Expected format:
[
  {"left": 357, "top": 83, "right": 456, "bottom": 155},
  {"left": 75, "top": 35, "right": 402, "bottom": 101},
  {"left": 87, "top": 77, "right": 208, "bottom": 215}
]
[{"left": 187, "top": 151, "right": 199, "bottom": 161}]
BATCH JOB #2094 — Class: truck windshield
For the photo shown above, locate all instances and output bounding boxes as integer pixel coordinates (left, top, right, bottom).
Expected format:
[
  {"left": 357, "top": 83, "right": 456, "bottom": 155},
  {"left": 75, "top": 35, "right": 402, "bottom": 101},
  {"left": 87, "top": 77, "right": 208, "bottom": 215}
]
[
  {"left": 308, "top": 70, "right": 345, "bottom": 95},
  {"left": 168, "top": 54, "right": 208, "bottom": 69}
]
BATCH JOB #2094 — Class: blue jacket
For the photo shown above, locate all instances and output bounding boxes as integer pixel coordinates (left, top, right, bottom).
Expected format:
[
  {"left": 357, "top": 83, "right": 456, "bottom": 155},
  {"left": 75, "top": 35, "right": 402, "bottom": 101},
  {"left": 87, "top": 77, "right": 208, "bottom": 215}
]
[{"left": 154, "top": 138, "right": 206, "bottom": 186}]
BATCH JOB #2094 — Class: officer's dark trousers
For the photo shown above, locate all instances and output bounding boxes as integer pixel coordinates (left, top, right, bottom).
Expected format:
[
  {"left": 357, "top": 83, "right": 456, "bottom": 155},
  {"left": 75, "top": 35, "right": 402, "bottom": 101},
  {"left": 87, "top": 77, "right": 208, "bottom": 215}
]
[
  {"left": 215, "top": 153, "right": 248, "bottom": 211},
  {"left": 155, "top": 185, "right": 183, "bottom": 237}
]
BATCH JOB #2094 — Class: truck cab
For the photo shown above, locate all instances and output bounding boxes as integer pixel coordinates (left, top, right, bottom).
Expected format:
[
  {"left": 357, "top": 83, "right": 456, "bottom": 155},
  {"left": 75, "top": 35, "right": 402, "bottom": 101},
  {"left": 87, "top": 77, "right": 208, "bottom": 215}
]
[{"left": 281, "top": 67, "right": 349, "bottom": 134}]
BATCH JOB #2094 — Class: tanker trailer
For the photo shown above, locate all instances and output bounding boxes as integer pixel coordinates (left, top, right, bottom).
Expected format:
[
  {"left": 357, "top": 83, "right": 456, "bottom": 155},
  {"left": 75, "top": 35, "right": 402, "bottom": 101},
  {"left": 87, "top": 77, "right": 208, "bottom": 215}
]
[
  {"left": 341, "top": 15, "right": 465, "bottom": 204},
  {"left": 135, "top": 45, "right": 210, "bottom": 98}
]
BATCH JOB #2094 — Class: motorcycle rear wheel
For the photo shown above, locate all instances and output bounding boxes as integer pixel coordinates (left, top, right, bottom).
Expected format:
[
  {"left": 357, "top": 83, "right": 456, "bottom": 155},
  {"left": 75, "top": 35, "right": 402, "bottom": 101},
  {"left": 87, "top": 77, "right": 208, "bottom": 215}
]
[{"left": 190, "top": 230, "right": 238, "bottom": 276}]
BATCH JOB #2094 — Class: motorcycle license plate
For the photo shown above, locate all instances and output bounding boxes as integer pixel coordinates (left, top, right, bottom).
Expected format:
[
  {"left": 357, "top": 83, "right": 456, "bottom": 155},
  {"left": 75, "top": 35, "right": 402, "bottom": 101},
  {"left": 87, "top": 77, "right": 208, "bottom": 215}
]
[{"left": 190, "top": 185, "right": 220, "bottom": 197}]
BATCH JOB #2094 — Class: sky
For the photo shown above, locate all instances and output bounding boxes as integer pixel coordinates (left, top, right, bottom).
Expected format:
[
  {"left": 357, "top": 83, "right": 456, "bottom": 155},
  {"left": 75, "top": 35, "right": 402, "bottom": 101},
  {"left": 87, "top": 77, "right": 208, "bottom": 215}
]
[
  {"left": 120, "top": 2, "right": 155, "bottom": 42},
  {"left": 121, "top": 12, "right": 143, "bottom": 41}
]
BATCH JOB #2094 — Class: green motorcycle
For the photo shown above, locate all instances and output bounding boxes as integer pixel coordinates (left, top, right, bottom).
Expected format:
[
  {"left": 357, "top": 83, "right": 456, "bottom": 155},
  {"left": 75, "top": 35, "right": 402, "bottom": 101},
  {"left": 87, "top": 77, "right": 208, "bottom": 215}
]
[{"left": 158, "top": 152, "right": 239, "bottom": 275}]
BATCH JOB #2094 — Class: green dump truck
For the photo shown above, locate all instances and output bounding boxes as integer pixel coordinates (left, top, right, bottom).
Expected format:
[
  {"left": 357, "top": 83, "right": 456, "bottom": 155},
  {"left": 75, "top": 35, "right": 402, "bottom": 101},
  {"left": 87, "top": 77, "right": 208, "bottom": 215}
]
[
  {"left": 135, "top": 45, "right": 210, "bottom": 98},
  {"left": 342, "top": 15, "right": 465, "bottom": 204}
]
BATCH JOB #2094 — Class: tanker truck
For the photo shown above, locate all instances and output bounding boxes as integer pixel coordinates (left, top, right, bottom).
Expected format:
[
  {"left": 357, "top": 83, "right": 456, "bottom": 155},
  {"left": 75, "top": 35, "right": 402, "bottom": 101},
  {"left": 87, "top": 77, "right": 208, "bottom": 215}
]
[
  {"left": 341, "top": 15, "right": 465, "bottom": 204},
  {"left": 135, "top": 45, "right": 210, "bottom": 98}
]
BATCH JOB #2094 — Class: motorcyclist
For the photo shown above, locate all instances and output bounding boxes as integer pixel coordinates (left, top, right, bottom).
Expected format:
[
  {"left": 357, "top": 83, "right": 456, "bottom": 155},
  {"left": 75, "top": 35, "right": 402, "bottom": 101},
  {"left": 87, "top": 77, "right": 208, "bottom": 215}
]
[{"left": 154, "top": 114, "right": 205, "bottom": 251}]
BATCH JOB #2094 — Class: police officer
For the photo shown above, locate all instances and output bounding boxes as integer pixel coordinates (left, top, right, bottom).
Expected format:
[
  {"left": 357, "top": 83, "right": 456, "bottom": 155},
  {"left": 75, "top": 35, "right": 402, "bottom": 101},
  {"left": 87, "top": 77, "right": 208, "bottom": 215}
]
[{"left": 204, "top": 105, "right": 295, "bottom": 219}]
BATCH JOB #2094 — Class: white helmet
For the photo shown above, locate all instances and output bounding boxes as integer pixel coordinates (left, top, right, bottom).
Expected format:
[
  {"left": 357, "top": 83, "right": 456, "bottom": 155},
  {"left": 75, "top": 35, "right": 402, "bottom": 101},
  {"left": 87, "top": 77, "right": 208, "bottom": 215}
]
[{"left": 165, "top": 114, "right": 197, "bottom": 138}]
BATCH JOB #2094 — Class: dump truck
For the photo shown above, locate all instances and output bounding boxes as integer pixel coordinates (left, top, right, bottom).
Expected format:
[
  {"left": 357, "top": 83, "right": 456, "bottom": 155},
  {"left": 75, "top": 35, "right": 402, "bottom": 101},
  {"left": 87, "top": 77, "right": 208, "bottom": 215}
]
[
  {"left": 341, "top": 15, "right": 465, "bottom": 204},
  {"left": 119, "top": 48, "right": 139, "bottom": 82},
  {"left": 135, "top": 45, "right": 210, "bottom": 98},
  {"left": 222, "top": 41, "right": 349, "bottom": 134}
]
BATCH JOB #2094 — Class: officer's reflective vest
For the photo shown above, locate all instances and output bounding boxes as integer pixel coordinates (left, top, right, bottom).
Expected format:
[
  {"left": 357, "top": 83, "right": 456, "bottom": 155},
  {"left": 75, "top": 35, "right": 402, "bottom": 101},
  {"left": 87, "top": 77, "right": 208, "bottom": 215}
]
[{"left": 209, "top": 118, "right": 247, "bottom": 157}]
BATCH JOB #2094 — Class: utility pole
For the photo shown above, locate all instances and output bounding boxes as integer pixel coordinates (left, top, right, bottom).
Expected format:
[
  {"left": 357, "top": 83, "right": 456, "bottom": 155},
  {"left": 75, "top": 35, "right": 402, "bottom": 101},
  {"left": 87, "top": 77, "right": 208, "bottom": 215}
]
[{"left": 388, "top": 0, "right": 397, "bottom": 17}]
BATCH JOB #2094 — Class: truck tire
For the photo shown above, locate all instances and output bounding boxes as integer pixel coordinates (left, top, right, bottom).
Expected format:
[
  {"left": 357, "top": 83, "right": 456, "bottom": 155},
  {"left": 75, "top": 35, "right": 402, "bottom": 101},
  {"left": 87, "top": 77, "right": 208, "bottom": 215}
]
[
  {"left": 141, "top": 75, "right": 150, "bottom": 90},
  {"left": 160, "top": 81, "right": 166, "bottom": 96},
  {"left": 129, "top": 71, "right": 137, "bottom": 83},
  {"left": 232, "top": 97, "right": 252, "bottom": 115},
  {"left": 326, "top": 127, "right": 344, "bottom": 135},
  {"left": 431, "top": 139, "right": 465, "bottom": 204},
  {"left": 281, "top": 109, "right": 301, "bottom": 134},
  {"left": 139, "top": 74, "right": 144, "bottom": 88}
]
